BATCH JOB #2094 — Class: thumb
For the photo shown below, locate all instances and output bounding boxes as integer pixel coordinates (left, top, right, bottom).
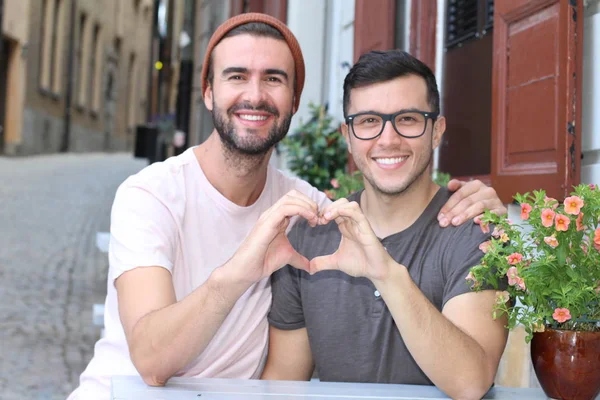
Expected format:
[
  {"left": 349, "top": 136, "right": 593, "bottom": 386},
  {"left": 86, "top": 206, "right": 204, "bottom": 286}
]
[
  {"left": 446, "top": 179, "right": 464, "bottom": 192},
  {"left": 286, "top": 249, "right": 311, "bottom": 273},
  {"left": 309, "top": 254, "right": 339, "bottom": 274}
]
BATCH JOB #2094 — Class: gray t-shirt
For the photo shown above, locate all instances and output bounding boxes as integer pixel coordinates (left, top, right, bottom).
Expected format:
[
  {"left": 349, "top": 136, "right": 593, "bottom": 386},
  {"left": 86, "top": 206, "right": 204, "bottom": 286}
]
[{"left": 268, "top": 187, "right": 493, "bottom": 385}]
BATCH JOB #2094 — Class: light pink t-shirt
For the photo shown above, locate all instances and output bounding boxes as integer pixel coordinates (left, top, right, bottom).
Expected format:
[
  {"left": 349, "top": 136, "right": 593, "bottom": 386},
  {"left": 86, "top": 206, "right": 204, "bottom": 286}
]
[{"left": 68, "top": 148, "right": 330, "bottom": 399}]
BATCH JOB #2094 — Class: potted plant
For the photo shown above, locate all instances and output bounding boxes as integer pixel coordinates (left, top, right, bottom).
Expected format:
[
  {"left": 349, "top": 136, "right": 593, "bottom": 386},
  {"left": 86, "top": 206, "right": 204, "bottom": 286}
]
[{"left": 468, "top": 184, "right": 600, "bottom": 400}]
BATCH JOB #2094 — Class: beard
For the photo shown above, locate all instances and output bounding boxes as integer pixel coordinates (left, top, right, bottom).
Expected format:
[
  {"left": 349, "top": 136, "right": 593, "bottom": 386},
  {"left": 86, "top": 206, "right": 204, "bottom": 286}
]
[
  {"left": 212, "top": 99, "right": 292, "bottom": 156},
  {"left": 360, "top": 146, "right": 433, "bottom": 197}
]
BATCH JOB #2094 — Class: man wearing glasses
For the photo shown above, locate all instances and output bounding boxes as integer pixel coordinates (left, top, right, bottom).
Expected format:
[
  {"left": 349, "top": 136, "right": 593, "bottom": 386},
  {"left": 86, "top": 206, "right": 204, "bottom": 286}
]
[{"left": 262, "top": 50, "right": 508, "bottom": 400}]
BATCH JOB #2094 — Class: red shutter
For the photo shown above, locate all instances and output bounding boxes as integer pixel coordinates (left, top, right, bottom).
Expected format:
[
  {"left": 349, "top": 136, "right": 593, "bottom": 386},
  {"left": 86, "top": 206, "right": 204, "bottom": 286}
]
[
  {"left": 409, "top": 0, "right": 437, "bottom": 71},
  {"left": 349, "top": 0, "right": 396, "bottom": 172},
  {"left": 491, "top": 0, "right": 583, "bottom": 202},
  {"left": 230, "top": 0, "right": 287, "bottom": 22},
  {"left": 353, "top": 0, "right": 396, "bottom": 62}
]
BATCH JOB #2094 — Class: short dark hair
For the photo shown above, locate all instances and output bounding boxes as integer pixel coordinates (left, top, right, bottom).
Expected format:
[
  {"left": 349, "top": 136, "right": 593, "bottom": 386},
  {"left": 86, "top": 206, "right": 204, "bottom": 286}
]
[
  {"left": 206, "top": 22, "right": 286, "bottom": 84},
  {"left": 342, "top": 50, "right": 440, "bottom": 118}
]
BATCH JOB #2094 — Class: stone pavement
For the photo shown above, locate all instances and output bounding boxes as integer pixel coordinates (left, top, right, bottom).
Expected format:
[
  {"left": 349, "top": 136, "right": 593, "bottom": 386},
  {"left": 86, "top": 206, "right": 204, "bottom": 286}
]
[{"left": 0, "top": 153, "right": 147, "bottom": 399}]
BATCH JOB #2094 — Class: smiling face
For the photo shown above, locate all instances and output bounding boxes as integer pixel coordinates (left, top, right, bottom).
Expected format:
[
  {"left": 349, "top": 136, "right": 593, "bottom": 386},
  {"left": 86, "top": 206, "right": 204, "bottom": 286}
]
[
  {"left": 342, "top": 75, "right": 446, "bottom": 196},
  {"left": 203, "top": 34, "right": 295, "bottom": 156}
]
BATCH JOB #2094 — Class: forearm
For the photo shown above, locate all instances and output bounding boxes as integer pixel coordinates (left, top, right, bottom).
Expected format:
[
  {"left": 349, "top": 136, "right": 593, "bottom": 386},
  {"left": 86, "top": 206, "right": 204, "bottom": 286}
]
[
  {"left": 373, "top": 266, "right": 493, "bottom": 399},
  {"left": 129, "top": 265, "right": 251, "bottom": 385}
]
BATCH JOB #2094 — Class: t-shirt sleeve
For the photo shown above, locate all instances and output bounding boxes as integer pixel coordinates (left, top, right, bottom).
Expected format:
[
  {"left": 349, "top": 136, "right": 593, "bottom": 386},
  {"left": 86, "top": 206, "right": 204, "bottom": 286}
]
[
  {"left": 268, "top": 222, "right": 306, "bottom": 330},
  {"left": 108, "top": 182, "right": 178, "bottom": 283},
  {"left": 442, "top": 222, "right": 495, "bottom": 307}
]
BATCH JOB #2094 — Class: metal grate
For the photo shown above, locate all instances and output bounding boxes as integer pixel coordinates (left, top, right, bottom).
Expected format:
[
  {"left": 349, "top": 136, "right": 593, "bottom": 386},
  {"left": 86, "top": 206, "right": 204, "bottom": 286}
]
[{"left": 446, "top": 0, "right": 494, "bottom": 49}]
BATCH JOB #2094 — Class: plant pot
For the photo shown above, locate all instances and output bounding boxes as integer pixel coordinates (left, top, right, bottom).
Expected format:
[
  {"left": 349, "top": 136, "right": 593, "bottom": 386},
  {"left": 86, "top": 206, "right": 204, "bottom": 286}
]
[{"left": 531, "top": 328, "right": 600, "bottom": 400}]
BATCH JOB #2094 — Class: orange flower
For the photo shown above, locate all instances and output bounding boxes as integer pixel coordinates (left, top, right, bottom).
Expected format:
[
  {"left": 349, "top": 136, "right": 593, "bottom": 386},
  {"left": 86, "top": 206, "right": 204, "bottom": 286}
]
[
  {"left": 563, "top": 196, "right": 584, "bottom": 215},
  {"left": 532, "top": 322, "right": 546, "bottom": 333},
  {"left": 480, "top": 222, "right": 490, "bottom": 234},
  {"left": 541, "top": 208, "right": 555, "bottom": 228},
  {"left": 594, "top": 228, "right": 600, "bottom": 247},
  {"left": 495, "top": 291, "right": 510, "bottom": 304},
  {"left": 554, "top": 214, "right": 570, "bottom": 232},
  {"left": 544, "top": 236, "right": 559, "bottom": 248},
  {"left": 479, "top": 241, "right": 492, "bottom": 254},
  {"left": 520, "top": 203, "right": 532, "bottom": 220},
  {"left": 576, "top": 212, "right": 585, "bottom": 231},
  {"left": 507, "top": 253, "right": 523, "bottom": 265},
  {"left": 552, "top": 308, "right": 572, "bottom": 323},
  {"left": 500, "top": 233, "right": 510, "bottom": 243}
]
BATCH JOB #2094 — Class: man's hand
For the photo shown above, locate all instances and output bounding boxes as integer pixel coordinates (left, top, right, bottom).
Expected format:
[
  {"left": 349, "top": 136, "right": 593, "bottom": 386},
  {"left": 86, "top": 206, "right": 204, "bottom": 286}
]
[
  {"left": 438, "top": 179, "right": 507, "bottom": 227},
  {"left": 226, "top": 190, "right": 319, "bottom": 285},
  {"left": 310, "top": 199, "right": 394, "bottom": 281}
]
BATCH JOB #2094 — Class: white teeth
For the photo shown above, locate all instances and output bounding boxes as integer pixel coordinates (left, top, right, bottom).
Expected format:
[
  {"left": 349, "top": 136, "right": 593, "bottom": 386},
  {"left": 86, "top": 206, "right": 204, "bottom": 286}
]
[
  {"left": 239, "top": 114, "right": 268, "bottom": 121},
  {"left": 375, "top": 157, "right": 408, "bottom": 165}
]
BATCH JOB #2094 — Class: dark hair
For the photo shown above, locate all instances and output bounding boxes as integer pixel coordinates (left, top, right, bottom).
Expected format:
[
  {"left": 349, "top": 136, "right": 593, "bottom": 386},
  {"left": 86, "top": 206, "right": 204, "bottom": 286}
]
[
  {"left": 206, "top": 22, "right": 286, "bottom": 84},
  {"left": 342, "top": 50, "right": 440, "bottom": 118}
]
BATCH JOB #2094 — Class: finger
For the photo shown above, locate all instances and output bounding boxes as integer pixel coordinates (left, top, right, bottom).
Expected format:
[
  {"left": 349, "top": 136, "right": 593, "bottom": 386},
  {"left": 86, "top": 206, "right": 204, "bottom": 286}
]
[
  {"left": 280, "top": 190, "right": 319, "bottom": 218},
  {"left": 446, "top": 179, "right": 466, "bottom": 192},
  {"left": 261, "top": 203, "right": 318, "bottom": 233},
  {"left": 317, "top": 198, "right": 349, "bottom": 224},
  {"left": 269, "top": 196, "right": 320, "bottom": 226},
  {"left": 321, "top": 201, "right": 363, "bottom": 224},
  {"left": 285, "top": 189, "right": 320, "bottom": 212},
  {"left": 309, "top": 254, "right": 339, "bottom": 274},
  {"left": 438, "top": 180, "right": 486, "bottom": 226},
  {"left": 451, "top": 201, "right": 496, "bottom": 226}
]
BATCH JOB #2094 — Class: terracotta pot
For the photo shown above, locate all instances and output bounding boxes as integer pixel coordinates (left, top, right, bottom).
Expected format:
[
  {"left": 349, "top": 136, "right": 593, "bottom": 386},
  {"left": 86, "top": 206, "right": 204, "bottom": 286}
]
[{"left": 531, "top": 329, "right": 600, "bottom": 400}]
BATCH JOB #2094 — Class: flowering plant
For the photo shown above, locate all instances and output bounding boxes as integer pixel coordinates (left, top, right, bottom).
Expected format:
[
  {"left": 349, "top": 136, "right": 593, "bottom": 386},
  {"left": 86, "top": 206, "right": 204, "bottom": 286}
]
[{"left": 468, "top": 183, "right": 600, "bottom": 342}]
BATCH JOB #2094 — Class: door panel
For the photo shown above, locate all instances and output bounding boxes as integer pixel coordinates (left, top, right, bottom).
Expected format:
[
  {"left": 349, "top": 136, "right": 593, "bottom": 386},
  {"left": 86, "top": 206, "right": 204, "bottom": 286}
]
[
  {"left": 353, "top": 0, "right": 396, "bottom": 62},
  {"left": 491, "top": 0, "right": 583, "bottom": 202}
]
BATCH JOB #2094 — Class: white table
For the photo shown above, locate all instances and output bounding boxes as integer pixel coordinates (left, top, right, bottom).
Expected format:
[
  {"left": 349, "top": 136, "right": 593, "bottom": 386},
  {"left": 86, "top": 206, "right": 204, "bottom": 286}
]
[{"left": 111, "top": 376, "right": 551, "bottom": 399}]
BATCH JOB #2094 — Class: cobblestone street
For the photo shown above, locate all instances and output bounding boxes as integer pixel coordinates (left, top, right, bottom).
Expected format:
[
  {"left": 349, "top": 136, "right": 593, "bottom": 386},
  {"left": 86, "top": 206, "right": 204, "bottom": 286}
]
[{"left": 0, "top": 153, "right": 147, "bottom": 399}]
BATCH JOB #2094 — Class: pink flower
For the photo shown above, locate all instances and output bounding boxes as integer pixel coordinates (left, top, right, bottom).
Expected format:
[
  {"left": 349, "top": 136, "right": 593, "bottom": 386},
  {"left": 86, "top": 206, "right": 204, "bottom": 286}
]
[
  {"left": 507, "top": 266, "right": 520, "bottom": 286},
  {"left": 544, "top": 196, "right": 559, "bottom": 209},
  {"left": 554, "top": 214, "right": 570, "bottom": 232},
  {"left": 541, "top": 208, "right": 556, "bottom": 227},
  {"left": 564, "top": 196, "right": 584, "bottom": 215},
  {"left": 491, "top": 227, "right": 504, "bottom": 238},
  {"left": 515, "top": 277, "right": 526, "bottom": 291},
  {"left": 507, "top": 253, "right": 523, "bottom": 265},
  {"left": 495, "top": 291, "right": 510, "bottom": 304},
  {"left": 520, "top": 203, "right": 532, "bottom": 220},
  {"left": 330, "top": 178, "right": 340, "bottom": 189},
  {"left": 552, "top": 308, "right": 572, "bottom": 323},
  {"left": 479, "top": 241, "right": 492, "bottom": 253},
  {"left": 590, "top": 184, "right": 597, "bottom": 191},
  {"left": 576, "top": 212, "right": 585, "bottom": 231},
  {"left": 465, "top": 271, "right": 480, "bottom": 288},
  {"left": 480, "top": 222, "right": 490, "bottom": 234},
  {"left": 544, "top": 236, "right": 559, "bottom": 248}
]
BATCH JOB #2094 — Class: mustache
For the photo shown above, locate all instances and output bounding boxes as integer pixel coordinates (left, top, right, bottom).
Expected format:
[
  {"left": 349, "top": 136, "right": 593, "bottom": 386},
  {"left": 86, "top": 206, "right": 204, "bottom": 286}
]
[{"left": 228, "top": 101, "right": 279, "bottom": 117}]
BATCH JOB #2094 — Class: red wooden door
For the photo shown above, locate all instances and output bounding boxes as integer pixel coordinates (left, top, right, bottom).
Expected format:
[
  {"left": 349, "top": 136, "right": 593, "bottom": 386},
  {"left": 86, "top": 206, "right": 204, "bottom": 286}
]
[
  {"left": 230, "top": 0, "right": 287, "bottom": 22},
  {"left": 353, "top": 0, "right": 396, "bottom": 62},
  {"left": 349, "top": 0, "right": 396, "bottom": 172},
  {"left": 491, "top": 0, "right": 583, "bottom": 202}
]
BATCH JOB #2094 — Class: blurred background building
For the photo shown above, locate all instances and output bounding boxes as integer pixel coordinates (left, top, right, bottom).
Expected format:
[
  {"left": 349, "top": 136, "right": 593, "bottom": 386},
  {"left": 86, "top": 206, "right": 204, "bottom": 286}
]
[{"left": 0, "top": 0, "right": 598, "bottom": 201}]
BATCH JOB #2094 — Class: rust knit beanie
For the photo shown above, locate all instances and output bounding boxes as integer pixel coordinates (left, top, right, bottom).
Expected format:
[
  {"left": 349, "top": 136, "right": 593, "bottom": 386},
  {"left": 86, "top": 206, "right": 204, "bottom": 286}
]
[{"left": 201, "top": 13, "right": 305, "bottom": 112}]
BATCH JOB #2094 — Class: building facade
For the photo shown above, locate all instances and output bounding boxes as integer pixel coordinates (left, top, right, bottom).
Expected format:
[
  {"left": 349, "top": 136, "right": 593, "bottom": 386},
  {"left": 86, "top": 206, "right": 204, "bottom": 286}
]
[{"left": 0, "top": 0, "right": 155, "bottom": 155}]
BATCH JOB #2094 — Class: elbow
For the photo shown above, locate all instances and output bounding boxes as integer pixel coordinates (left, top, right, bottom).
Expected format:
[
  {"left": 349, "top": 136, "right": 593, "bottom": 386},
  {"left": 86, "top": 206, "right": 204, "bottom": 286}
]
[
  {"left": 445, "top": 368, "right": 495, "bottom": 400},
  {"left": 130, "top": 344, "right": 172, "bottom": 387},
  {"left": 134, "top": 357, "right": 171, "bottom": 387}
]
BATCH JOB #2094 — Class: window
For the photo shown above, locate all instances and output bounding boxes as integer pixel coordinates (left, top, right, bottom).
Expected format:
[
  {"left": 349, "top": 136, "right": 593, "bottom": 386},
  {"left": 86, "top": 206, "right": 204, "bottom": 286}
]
[
  {"left": 51, "top": 0, "right": 65, "bottom": 94},
  {"left": 89, "top": 24, "right": 102, "bottom": 113},
  {"left": 76, "top": 12, "right": 90, "bottom": 107},
  {"left": 39, "top": 0, "right": 65, "bottom": 94},
  {"left": 445, "top": 0, "right": 494, "bottom": 49}
]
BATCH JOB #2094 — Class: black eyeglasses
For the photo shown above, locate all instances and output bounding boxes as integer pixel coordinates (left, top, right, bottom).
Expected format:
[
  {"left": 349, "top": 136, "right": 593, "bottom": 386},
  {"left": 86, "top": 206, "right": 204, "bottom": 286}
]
[{"left": 346, "top": 110, "right": 439, "bottom": 140}]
